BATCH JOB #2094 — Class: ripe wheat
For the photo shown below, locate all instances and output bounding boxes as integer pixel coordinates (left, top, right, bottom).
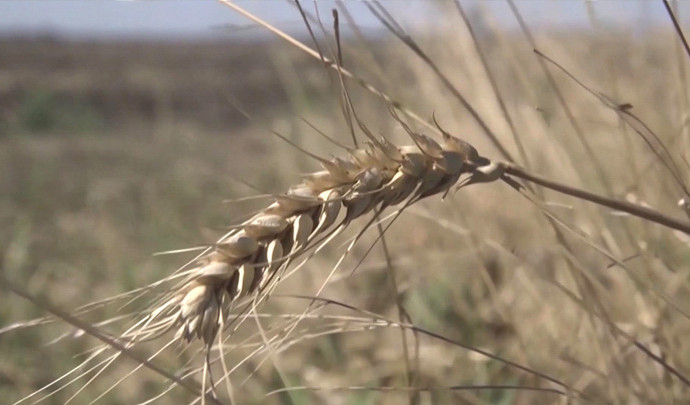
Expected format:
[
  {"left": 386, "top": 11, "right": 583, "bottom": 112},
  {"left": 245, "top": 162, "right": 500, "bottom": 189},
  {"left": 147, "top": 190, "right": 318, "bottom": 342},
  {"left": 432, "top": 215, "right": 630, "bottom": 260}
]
[{"left": 132, "top": 123, "right": 496, "bottom": 347}]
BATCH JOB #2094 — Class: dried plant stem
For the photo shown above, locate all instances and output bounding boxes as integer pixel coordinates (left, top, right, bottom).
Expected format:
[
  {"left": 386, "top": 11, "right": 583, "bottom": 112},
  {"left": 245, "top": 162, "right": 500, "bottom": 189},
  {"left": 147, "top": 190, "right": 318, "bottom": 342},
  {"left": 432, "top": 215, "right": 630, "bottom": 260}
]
[
  {"left": 267, "top": 384, "right": 568, "bottom": 397},
  {"left": 503, "top": 163, "right": 690, "bottom": 234},
  {"left": 508, "top": 0, "right": 615, "bottom": 195},
  {"left": 293, "top": 295, "right": 590, "bottom": 401},
  {"left": 454, "top": 0, "right": 530, "bottom": 167},
  {"left": 663, "top": 0, "right": 690, "bottom": 61},
  {"left": 366, "top": 1, "right": 515, "bottom": 163},
  {"left": 216, "top": 0, "right": 435, "bottom": 134}
]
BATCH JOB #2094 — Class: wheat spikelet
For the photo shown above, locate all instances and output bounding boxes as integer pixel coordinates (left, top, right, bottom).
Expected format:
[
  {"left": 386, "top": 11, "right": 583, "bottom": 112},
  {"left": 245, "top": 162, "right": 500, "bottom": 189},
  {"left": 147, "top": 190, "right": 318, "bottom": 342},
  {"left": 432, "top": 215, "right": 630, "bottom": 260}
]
[{"left": 133, "top": 126, "right": 496, "bottom": 347}]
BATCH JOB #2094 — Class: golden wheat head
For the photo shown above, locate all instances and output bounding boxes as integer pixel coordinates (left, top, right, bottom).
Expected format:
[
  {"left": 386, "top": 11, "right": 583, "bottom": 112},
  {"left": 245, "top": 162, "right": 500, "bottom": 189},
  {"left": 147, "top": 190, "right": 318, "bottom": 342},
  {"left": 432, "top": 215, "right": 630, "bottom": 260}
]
[{"left": 132, "top": 128, "right": 494, "bottom": 346}]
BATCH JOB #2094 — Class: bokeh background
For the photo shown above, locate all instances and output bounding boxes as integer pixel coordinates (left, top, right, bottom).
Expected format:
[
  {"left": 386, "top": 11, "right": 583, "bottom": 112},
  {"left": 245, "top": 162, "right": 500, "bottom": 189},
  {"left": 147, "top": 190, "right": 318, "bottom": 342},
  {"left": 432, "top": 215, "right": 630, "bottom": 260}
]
[{"left": 2, "top": 1, "right": 690, "bottom": 404}]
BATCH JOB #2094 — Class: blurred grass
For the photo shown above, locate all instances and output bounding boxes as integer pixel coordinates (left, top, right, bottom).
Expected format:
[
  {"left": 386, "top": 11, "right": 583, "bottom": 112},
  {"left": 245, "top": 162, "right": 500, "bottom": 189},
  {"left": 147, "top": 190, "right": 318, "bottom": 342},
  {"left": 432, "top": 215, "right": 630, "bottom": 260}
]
[{"left": 2, "top": 6, "right": 690, "bottom": 404}]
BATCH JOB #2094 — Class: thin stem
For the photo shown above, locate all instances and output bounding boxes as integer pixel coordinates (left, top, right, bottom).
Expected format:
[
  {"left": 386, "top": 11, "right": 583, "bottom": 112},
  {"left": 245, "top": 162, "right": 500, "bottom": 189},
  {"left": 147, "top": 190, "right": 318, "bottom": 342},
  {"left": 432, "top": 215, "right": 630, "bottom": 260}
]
[
  {"left": 503, "top": 164, "right": 690, "bottom": 234},
  {"left": 663, "top": 0, "right": 690, "bottom": 61},
  {"left": 367, "top": 1, "right": 515, "bottom": 163},
  {"left": 216, "top": 0, "right": 436, "bottom": 134},
  {"left": 454, "top": 0, "right": 529, "bottom": 167},
  {"left": 507, "top": 0, "right": 615, "bottom": 195}
]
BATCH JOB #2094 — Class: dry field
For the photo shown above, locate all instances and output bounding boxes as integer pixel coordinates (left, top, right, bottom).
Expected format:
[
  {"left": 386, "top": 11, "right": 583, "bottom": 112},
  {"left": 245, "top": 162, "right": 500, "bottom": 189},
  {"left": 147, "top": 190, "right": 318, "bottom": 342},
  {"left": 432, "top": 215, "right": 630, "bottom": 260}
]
[{"left": 1, "top": 3, "right": 690, "bottom": 404}]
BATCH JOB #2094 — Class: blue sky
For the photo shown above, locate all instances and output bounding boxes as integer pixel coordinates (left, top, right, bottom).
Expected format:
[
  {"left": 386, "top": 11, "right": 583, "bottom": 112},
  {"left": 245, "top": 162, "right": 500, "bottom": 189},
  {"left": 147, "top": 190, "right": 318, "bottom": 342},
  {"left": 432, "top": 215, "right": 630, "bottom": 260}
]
[{"left": 0, "top": 1, "right": 687, "bottom": 40}]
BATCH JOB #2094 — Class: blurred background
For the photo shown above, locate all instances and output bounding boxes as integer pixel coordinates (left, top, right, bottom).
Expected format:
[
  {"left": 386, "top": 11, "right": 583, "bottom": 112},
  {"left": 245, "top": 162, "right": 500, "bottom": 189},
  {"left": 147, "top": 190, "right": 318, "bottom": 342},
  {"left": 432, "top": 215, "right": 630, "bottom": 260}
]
[{"left": 2, "top": 1, "right": 690, "bottom": 404}]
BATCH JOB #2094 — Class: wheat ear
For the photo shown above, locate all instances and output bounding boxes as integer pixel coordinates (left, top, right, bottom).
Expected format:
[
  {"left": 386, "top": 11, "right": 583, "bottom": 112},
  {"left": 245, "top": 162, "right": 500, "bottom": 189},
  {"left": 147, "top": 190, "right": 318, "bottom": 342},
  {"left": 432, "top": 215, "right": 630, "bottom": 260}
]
[{"left": 135, "top": 128, "right": 490, "bottom": 345}]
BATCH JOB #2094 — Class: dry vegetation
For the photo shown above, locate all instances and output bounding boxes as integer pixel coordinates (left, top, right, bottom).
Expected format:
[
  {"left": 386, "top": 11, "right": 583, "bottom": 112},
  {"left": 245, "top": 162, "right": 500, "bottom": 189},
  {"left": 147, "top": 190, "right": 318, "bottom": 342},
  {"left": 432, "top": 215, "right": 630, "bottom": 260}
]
[{"left": 2, "top": 2, "right": 690, "bottom": 404}]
